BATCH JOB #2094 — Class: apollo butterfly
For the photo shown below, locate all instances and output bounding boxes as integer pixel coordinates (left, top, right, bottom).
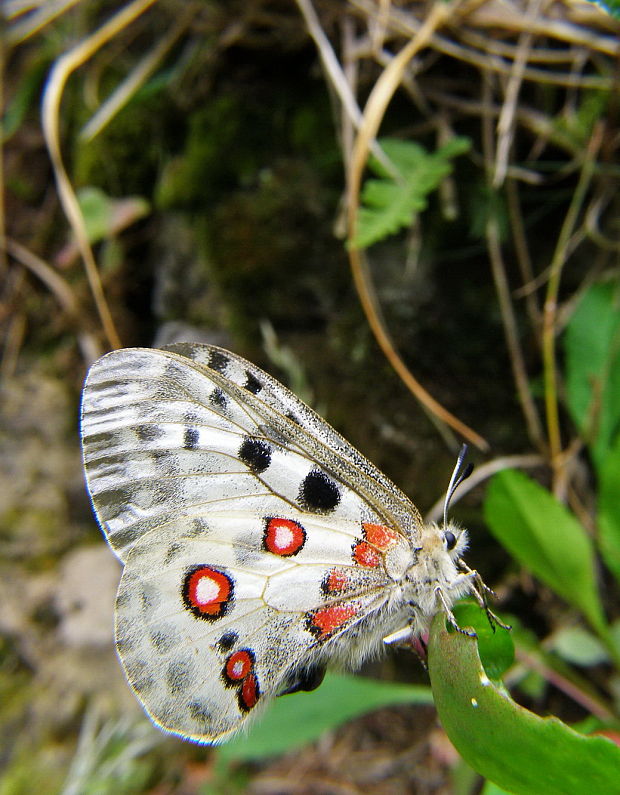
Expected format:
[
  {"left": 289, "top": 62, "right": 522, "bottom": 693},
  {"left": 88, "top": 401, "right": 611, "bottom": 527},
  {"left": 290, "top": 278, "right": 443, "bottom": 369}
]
[{"left": 80, "top": 343, "right": 492, "bottom": 743}]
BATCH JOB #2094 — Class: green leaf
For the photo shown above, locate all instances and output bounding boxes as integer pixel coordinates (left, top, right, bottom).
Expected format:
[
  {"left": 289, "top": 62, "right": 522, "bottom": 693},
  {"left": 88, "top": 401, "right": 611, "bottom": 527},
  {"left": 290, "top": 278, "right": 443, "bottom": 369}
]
[
  {"left": 216, "top": 672, "right": 433, "bottom": 762},
  {"left": 484, "top": 469, "right": 606, "bottom": 636},
  {"left": 452, "top": 602, "right": 514, "bottom": 680},
  {"left": 549, "top": 626, "right": 610, "bottom": 667},
  {"left": 77, "top": 187, "right": 150, "bottom": 245},
  {"left": 428, "top": 613, "right": 620, "bottom": 794},
  {"left": 352, "top": 137, "right": 470, "bottom": 249},
  {"left": 598, "top": 437, "right": 620, "bottom": 585},
  {"left": 564, "top": 281, "right": 620, "bottom": 470}
]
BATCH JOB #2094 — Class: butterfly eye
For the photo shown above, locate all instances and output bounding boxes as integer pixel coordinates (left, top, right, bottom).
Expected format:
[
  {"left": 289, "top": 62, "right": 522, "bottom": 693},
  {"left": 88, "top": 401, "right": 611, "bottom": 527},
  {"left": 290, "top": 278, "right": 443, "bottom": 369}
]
[{"left": 444, "top": 530, "right": 457, "bottom": 551}]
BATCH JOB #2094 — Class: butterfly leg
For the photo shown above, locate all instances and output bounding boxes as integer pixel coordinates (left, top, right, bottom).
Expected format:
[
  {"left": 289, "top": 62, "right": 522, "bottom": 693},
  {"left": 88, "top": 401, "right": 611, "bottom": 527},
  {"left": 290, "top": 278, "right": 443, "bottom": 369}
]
[
  {"left": 457, "top": 561, "right": 512, "bottom": 632},
  {"left": 434, "top": 585, "right": 477, "bottom": 637}
]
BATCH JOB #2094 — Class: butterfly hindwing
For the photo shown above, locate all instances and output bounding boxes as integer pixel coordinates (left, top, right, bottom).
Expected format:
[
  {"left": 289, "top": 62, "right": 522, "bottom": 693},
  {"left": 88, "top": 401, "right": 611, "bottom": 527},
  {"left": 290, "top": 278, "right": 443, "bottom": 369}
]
[{"left": 114, "top": 511, "right": 405, "bottom": 741}]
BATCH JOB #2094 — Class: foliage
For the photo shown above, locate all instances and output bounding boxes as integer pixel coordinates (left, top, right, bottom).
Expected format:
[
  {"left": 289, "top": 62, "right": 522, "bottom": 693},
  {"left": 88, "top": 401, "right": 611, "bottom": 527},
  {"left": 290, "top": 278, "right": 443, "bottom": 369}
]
[
  {"left": 445, "top": 280, "right": 620, "bottom": 790},
  {"left": 352, "top": 137, "right": 471, "bottom": 249},
  {"left": 428, "top": 614, "right": 620, "bottom": 795},
  {"left": 216, "top": 673, "right": 433, "bottom": 763}
]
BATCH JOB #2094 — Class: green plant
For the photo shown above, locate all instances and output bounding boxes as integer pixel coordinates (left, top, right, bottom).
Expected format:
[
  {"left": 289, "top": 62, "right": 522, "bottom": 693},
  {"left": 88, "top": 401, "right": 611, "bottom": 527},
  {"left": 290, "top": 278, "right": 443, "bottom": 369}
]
[{"left": 426, "top": 281, "right": 620, "bottom": 793}]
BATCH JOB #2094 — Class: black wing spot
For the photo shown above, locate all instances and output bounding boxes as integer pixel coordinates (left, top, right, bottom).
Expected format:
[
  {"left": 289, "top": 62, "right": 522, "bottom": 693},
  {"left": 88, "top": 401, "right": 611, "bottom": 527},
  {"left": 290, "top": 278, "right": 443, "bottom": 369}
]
[
  {"left": 135, "top": 424, "right": 164, "bottom": 442},
  {"left": 299, "top": 468, "right": 341, "bottom": 512},
  {"left": 244, "top": 371, "right": 262, "bottom": 395},
  {"left": 238, "top": 436, "right": 272, "bottom": 474},
  {"left": 209, "top": 387, "right": 228, "bottom": 410},
  {"left": 183, "top": 427, "right": 200, "bottom": 450},
  {"left": 216, "top": 631, "right": 238, "bottom": 652},
  {"left": 189, "top": 700, "right": 213, "bottom": 725},
  {"left": 208, "top": 350, "right": 229, "bottom": 373},
  {"left": 166, "top": 660, "right": 192, "bottom": 695}
]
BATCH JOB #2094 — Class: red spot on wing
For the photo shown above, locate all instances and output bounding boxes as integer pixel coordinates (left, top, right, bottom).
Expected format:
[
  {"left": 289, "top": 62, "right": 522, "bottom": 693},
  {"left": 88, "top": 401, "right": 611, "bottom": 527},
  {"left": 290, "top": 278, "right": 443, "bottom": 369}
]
[
  {"left": 353, "top": 541, "right": 380, "bottom": 568},
  {"left": 307, "top": 604, "right": 357, "bottom": 639},
  {"left": 222, "top": 649, "right": 261, "bottom": 713},
  {"left": 239, "top": 673, "right": 260, "bottom": 711},
  {"left": 264, "top": 517, "right": 306, "bottom": 557},
  {"left": 362, "top": 522, "right": 399, "bottom": 550},
  {"left": 183, "top": 566, "right": 233, "bottom": 619},
  {"left": 323, "top": 569, "right": 349, "bottom": 593},
  {"left": 225, "top": 650, "right": 253, "bottom": 682},
  {"left": 352, "top": 523, "right": 399, "bottom": 567}
]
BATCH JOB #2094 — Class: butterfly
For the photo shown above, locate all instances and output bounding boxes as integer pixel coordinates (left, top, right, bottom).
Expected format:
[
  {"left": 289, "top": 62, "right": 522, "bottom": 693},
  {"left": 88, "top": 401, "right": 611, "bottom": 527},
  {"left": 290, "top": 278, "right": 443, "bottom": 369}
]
[{"left": 80, "top": 343, "right": 492, "bottom": 744}]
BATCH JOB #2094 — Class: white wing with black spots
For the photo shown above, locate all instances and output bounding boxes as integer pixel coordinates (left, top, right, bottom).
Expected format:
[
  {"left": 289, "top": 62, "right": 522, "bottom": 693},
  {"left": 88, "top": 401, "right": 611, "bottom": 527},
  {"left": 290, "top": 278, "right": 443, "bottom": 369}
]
[{"left": 80, "top": 344, "right": 477, "bottom": 743}]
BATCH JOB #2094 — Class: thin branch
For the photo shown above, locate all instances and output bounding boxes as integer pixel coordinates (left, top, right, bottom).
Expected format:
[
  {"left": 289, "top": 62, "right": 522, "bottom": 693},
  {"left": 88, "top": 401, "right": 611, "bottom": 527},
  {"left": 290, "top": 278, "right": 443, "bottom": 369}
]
[
  {"left": 344, "top": 0, "right": 489, "bottom": 451},
  {"left": 41, "top": 0, "right": 158, "bottom": 352}
]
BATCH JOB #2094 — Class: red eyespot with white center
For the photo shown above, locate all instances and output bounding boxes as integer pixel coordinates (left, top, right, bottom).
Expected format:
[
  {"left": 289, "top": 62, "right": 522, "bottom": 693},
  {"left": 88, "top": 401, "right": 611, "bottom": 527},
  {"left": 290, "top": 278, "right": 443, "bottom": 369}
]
[
  {"left": 182, "top": 565, "right": 234, "bottom": 620},
  {"left": 224, "top": 649, "right": 254, "bottom": 683},
  {"left": 263, "top": 517, "right": 306, "bottom": 557},
  {"left": 306, "top": 604, "right": 358, "bottom": 640},
  {"left": 222, "top": 648, "right": 261, "bottom": 713}
]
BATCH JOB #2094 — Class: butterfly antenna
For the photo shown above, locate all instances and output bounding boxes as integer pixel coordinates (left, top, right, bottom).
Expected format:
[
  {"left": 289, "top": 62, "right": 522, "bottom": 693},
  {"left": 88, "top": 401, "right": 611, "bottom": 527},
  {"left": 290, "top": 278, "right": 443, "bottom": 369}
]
[{"left": 443, "top": 444, "right": 473, "bottom": 526}]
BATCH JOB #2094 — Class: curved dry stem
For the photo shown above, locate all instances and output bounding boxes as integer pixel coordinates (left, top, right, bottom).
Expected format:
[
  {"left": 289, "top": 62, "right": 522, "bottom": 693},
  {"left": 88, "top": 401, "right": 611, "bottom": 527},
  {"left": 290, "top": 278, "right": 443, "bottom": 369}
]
[
  {"left": 81, "top": 9, "right": 194, "bottom": 142},
  {"left": 41, "top": 0, "right": 159, "bottom": 353},
  {"left": 343, "top": 0, "right": 488, "bottom": 451}
]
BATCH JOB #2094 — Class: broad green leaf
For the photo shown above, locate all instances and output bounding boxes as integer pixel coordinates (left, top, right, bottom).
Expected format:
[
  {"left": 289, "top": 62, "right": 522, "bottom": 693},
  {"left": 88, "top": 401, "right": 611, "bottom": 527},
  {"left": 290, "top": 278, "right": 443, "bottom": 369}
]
[
  {"left": 217, "top": 672, "right": 433, "bottom": 762},
  {"left": 598, "top": 437, "right": 620, "bottom": 585},
  {"left": 549, "top": 626, "right": 610, "bottom": 667},
  {"left": 352, "top": 137, "right": 470, "bottom": 249},
  {"left": 428, "top": 613, "right": 620, "bottom": 794},
  {"left": 484, "top": 469, "right": 606, "bottom": 636},
  {"left": 564, "top": 281, "right": 620, "bottom": 470},
  {"left": 452, "top": 602, "right": 514, "bottom": 680}
]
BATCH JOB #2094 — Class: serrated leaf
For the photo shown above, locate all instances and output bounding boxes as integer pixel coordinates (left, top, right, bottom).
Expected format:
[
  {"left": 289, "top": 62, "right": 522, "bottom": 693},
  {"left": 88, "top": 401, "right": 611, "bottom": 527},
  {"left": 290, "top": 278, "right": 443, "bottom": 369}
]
[
  {"left": 216, "top": 673, "right": 433, "bottom": 762},
  {"left": 564, "top": 281, "right": 620, "bottom": 471},
  {"left": 428, "top": 613, "right": 620, "bottom": 794},
  {"left": 484, "top": 469, "right": 606, "bottom": 636},
  {"left": 352, "top": 137, "right": 470, "bottom": 249}
]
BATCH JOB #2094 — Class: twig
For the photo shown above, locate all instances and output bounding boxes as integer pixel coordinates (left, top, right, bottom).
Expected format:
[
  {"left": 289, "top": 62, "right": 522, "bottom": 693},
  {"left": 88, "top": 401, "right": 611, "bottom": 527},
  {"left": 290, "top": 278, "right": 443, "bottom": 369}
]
[
  {"left": 345, "top": 0, "right": 489, "bottom": 451},
  {"left": 41, "top": 0, "right": 158, "bottom": 351},
  {"left": 81, "top": 8, "right": 195, "bottom": 141}
]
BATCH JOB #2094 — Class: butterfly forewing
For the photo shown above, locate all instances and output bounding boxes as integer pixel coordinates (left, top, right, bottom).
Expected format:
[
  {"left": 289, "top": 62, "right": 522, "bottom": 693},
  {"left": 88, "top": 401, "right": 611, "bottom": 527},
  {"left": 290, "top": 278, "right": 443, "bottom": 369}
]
[{"left": 81, "top": 345, "right": 424, "bottom": 742}]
